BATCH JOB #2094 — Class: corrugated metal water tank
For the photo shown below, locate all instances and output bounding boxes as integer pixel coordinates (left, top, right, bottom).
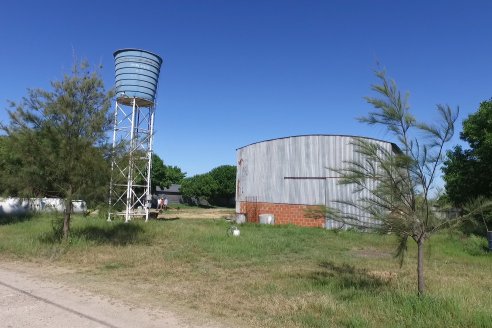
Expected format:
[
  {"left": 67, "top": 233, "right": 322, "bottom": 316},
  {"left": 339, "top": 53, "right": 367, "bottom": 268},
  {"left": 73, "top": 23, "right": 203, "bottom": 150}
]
[
  {"left": 259, "top": 214, "right": 275, "bottom": 225},
  {"left": 114, "top": 49, "right": 163, "bottom": 103}
]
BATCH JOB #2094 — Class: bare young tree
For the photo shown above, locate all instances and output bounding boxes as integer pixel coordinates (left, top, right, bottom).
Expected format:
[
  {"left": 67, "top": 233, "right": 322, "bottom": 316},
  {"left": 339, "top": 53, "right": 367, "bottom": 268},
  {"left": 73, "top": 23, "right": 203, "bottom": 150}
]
[{"left": 328, "top": 69, "right": 461, "bottom": 296}]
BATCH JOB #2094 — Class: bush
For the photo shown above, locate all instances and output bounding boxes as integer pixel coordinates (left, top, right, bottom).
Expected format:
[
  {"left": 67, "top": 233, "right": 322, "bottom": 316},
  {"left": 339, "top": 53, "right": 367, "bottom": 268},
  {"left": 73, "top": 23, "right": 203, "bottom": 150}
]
[{"left": 462, "top": 235, "right": 489, "bottom": 256}]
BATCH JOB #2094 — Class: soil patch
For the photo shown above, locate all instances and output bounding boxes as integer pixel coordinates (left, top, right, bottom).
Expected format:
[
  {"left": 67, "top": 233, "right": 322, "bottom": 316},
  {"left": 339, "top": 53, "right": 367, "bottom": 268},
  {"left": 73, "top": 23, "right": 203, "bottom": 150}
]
[{"left": 157, "top": 207, "right": 235, "bottom": 220}]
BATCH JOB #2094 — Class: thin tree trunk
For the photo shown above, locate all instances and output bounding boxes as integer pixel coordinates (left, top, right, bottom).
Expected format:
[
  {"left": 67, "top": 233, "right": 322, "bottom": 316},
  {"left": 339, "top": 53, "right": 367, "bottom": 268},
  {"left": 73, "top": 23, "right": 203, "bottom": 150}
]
[
  {"left": 63, "top": 195, "right": 72, "bottom": 240},
  {"left": 417, "top": 237, "right": 425, "bottom": 297}
]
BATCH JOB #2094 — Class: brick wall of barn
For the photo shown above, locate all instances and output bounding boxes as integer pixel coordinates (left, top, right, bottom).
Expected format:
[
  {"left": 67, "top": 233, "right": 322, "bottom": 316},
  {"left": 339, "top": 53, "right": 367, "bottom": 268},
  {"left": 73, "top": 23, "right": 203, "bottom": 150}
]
[{"left": 238, "top": 201, "right": 325, "bottom": 228}]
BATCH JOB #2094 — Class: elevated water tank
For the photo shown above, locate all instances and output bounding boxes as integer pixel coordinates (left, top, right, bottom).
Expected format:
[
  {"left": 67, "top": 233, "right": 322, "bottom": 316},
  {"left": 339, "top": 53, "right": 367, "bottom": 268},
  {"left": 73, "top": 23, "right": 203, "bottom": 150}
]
[{"left": 114, "top": 49, "right": 163, "bottom": 106}]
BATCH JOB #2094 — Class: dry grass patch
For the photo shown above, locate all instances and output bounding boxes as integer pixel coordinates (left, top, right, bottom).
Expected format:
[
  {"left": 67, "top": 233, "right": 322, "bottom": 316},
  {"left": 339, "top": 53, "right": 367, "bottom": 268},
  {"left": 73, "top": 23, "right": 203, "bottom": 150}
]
[
  {"left": 157, "top": 207, "right": 235, "bottom": 220},
  {"left": 0, "top": 212, "right": 491, "bottom": 327}
]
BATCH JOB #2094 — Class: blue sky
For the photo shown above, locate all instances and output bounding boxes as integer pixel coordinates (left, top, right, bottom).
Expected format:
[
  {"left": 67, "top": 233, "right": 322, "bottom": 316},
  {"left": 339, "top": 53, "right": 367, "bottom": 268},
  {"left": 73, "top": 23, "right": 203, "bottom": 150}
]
[{"left": 1, "top": 0, "right": 491, "bottom": 178}]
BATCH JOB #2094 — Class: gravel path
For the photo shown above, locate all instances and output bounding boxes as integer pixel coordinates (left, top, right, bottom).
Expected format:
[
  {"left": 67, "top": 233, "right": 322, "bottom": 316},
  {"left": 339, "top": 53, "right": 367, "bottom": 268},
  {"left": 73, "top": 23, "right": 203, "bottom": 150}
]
[{"left": 0, "top": 264, "right": 225, "bottom": 328}]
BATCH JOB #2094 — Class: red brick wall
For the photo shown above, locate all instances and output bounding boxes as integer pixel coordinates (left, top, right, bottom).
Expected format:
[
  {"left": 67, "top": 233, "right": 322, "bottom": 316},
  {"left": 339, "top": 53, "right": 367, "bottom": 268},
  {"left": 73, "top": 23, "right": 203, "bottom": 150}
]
[{"left": 238, "top": 202, "right": 325, "bottom": 228}]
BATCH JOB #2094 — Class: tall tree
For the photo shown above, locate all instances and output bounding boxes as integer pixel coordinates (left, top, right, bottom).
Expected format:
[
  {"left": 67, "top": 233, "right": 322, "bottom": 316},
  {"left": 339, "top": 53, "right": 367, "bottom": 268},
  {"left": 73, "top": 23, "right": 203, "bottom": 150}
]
[
  {"left": 180, "top": 173, "right": 218, "bottom": 205},
  {"left": 180, "top": 165, "right": 236, "bottom": 207},
  {"left": 2, "top": 60, "right": 113, "bottom": 239},
  {"left": 209, "top": 165, "right": 236, "bottom": 206},
  {"left": 0, "top": 136, "right": 14, "bottom": 196},
  {"left": 443, "top": 100, "right": 492, "bottom": 206},
  {"left": 322, "top": 69, "right": 463, "bottom": 296},
  {"left": 442, "top": 100, "right": 492, "bottom": 234},
  {"left": 151, "top": 154, "right": 186, "bottom": 190}
]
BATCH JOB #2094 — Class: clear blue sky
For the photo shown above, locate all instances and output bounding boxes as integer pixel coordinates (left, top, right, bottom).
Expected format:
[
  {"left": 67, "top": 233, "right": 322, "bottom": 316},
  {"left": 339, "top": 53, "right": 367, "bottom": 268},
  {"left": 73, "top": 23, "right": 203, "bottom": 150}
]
[{"left": 1, "top": 0, "right": 491, "bottom": 177}]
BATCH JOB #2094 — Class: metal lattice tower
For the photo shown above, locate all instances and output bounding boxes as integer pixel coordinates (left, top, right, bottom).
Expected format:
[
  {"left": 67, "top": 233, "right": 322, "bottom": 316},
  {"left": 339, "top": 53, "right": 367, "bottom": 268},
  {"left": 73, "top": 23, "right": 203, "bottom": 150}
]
[{"left": 108, "top": 49, "right": 163, "bottom": 222}]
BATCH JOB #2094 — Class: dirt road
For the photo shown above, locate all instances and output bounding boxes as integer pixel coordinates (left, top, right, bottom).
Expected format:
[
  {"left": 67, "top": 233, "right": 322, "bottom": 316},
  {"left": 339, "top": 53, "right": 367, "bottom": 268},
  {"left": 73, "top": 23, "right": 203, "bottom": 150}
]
[{"left": 0, "top": 263, "right": 226, "bottom": 328}]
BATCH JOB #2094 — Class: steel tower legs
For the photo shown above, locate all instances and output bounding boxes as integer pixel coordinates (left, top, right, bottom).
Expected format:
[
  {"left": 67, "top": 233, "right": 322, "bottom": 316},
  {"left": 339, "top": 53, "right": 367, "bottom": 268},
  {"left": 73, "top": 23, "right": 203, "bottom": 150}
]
[{"left": 108, "top": 97, "right": 155, "bottom": 222}]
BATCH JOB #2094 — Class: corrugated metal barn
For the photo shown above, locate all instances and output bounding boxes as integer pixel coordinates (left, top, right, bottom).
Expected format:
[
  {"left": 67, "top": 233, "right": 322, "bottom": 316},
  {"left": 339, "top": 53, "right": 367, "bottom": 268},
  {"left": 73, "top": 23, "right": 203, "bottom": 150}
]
[{"left": 235, "top": 135, "right": 399, "bottom": 228}]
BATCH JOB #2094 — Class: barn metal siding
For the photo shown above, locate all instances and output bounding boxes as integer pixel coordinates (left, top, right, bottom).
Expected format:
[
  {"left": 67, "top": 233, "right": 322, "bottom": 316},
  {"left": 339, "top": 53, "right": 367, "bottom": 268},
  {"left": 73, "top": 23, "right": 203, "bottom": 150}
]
[{"left": 236, "top": 135, "right": 396, "bottom": 227}]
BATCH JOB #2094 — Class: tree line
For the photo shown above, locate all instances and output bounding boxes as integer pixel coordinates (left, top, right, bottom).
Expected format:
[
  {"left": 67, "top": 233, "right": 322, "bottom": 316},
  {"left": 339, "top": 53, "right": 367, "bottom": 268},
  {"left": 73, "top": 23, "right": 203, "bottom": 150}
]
[
  {"left": 180, "top": 165, "right": 236, "bottom": 207},
  {"left": 151, "top": 154, "right": 237, "bottom": 207}
]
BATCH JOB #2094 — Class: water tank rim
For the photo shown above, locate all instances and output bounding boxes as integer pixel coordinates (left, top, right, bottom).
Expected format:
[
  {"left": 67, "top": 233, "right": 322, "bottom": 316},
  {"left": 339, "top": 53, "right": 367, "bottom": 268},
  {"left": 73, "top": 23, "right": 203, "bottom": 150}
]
[
  {"left": 115, "top": 85, "right": 156, "bottom": 94},
  {"left": 113, "top": 48, "right": 162, "bottom": 64}
]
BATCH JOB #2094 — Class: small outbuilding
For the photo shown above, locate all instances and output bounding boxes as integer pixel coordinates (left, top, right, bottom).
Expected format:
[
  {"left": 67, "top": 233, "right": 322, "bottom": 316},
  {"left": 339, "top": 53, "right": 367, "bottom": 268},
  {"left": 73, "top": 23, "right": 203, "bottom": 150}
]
[
  {"left": 155, "top": 184, "right": 183, "bottom": 204},
  {"left": 235, "top": 135, "right": 399, "bottom": 228}
]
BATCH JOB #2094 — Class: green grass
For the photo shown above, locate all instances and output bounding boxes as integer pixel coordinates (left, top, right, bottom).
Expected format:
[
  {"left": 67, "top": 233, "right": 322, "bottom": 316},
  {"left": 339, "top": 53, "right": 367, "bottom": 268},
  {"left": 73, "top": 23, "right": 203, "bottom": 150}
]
[{"left": 0, "top": 213, "right": 491, "bottom": 327}]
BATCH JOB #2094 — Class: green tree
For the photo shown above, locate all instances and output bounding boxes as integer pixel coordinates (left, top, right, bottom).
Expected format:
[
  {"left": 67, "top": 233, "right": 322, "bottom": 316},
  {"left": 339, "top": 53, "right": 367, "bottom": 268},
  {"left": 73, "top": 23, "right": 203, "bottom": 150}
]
[
  {"left": 442, "top": 100, "right": 492, "bottom": 234},
  {"left": 321, "top": 69, "right": 466, "bottom": 296},
  {"left": 180, "top": 173, "right": 218, "bottom": 205},
  {"left": 151, "top": 154, "right": 186, "bottom": 190},
  {"left": 209, "top": 165, "right": 236, "bottom": 207},
  {"left": 2, "top": 60, "right": 113, "bottom": 239},
  {"left": 443, "top": 100, "right": 492, "bottom": 206},
  {"left": 0, "top": 136, "right": 14, "bottom": 196},
  {"left": 180, "top": 165, "right": 236, "bottom": 207}
]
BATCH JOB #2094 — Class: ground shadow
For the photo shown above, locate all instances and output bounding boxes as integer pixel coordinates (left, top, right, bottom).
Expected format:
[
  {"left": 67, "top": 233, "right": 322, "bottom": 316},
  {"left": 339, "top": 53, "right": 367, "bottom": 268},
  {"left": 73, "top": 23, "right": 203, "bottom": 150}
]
[
  {"left": 0, "top": 213, "right": 34, "bottom": 225},
  {"left": 72, "top": 223, "right": 147, "bottom": 245},
  {"left": 39, "top": 222, "right": 148, "bottom": 246},
  {"left": 157, "top": 217, "right": 180, "bottom": 221},
  {"left": 308, "top": 261, "right": 390, "bottom": 290}
]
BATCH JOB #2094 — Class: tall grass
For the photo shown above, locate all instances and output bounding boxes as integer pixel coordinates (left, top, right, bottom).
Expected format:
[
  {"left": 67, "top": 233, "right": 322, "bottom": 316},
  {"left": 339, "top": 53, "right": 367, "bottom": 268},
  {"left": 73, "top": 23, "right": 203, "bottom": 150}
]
[{"left": 0, "top": 214, "right": 491, "bottom": 327}]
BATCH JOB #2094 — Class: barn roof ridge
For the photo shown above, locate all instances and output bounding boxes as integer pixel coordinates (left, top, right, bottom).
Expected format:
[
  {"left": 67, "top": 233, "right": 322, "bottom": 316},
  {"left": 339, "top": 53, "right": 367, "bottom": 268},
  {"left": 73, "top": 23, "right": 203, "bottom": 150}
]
[{"left": 236, "top": 134, "right": 400, "bottom": 151}]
